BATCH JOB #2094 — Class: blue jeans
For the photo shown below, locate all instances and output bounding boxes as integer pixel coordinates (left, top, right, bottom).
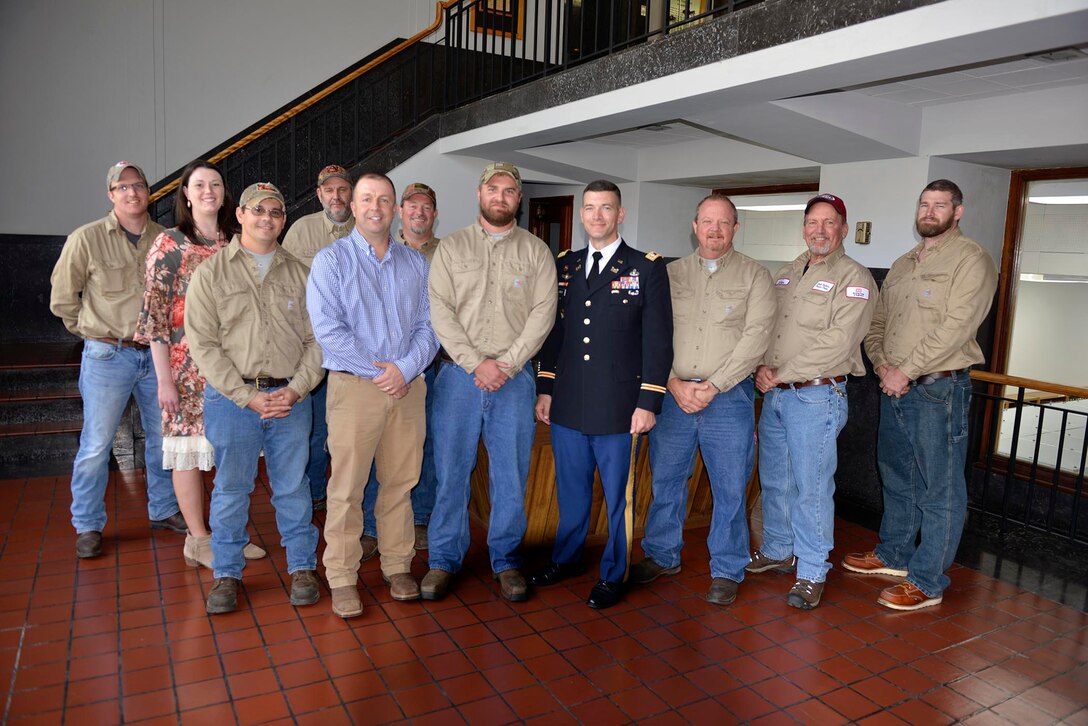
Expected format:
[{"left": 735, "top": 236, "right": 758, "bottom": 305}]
[
  {"left": 305, "top": 374, "right": 329, "bottom": 501},
  {"left": 757, "top": 381, "right": 848, "bottom": 584},
  {"left": 874, "top": 373, "right": 972, "bottom": 598},
  {"left": 645, "top": 380, "right": 756, "bottom": 582},
  {"left": 428, "top": 363, "right": 535, "bottom": 574},
  {"left": 550, "top": 423, "right": 635, "bottom": 583},
  {"left": 204, "top": 385, "right": 318, "bottom": 579},
  {"left": 70, "top": 340, "right": 176, "bottom": 533},
  {"left": 362, "top": 362, "right": 438, "bottom": 535}
]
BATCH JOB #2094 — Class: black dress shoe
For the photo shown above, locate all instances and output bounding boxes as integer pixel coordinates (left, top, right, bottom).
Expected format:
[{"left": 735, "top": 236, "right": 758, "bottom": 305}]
[
  {"left": 587, "top": 579, "right": 626, "bottom": 609},
  {"left": 530, "top": 562, "right": 585, "bottom": 587}
]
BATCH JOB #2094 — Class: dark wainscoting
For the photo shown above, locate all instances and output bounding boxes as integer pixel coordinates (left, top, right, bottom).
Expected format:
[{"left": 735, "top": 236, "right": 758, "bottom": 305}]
[{"left": 0, "top": 234, "right": 76, "bottom": 344}]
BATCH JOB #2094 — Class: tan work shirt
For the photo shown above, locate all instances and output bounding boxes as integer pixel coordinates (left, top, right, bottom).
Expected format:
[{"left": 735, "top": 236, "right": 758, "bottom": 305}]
[
  {"left": 865, "top": 228, "right": 997, "bottom": 380},
  {"left": 397, "top": 229, "right": 440, "bottom": 264},
  {"left": 764, "top": 245, "right": 876, "bottom": 382},
  {"left": 49, "top": 212, "right": 165, "bottom": 339},
  {"left": 185, "top": 236, "right": 323, "bottom": 408},
  {"left": 668, "top": 249, "right": 776, "bottom": 393},
  {"left": 281, "top": 211, "right": 355, "bottom": 267},
  {"left": 429, "top": 223, "right": 557, "bottom": 374}
]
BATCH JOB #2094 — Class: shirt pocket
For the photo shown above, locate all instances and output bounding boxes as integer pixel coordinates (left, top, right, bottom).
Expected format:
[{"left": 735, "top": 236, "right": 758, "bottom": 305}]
[
  {"left": 671, "top": 284, "right": 695, "bottom": 323},
  {"left": 266, "top": 281, "right": 308, "bottom": 365},
  {"left": 795, "top": 292, "right": 831, "bottom": 329},
  {"left": 504, "top": 260, "right": 531, "bottom": 301},
  {"left": 917, "top": 272, "right": 951, "bottom": 321},
  {"left": 96, "top": 258, "right": 129, "bottom": 294},
  {"left": 608, "top": 289, "right": 642, "bottom": 329},
  {"left": 713, "top": 288, "right": 749, "bottom": 327},
  {"left": 216, "top": 281, "right": 254, "bottom": 333}
]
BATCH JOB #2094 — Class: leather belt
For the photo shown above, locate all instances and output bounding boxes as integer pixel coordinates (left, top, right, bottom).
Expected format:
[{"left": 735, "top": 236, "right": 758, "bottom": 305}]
[
  {"left": 244, "top": 376, "right": 290, "bottom": 390},
  {"left": 88, "top": 337, "right": 149, "bottom": 349},
  {"left": 777, "top": 375, "right": 847, "bottom": 390},
  {"left": 914, "top": 368, "right": 968, "bottom": 386},
  {"left": 439, "top": 351, "right": 455, "bottom": 364}
]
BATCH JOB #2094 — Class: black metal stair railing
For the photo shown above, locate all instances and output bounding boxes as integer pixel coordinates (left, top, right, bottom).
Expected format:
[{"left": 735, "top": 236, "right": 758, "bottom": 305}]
[
  {"left": 149, "top": 0, "right": 764, "bottom": 224},
  {"left": 969, "top": 371, "right": 1088, "bottom": 545}
]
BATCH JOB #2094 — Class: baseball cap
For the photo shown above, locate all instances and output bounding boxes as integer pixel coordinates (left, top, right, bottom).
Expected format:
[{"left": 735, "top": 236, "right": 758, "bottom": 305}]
[
  {"left": 479, "top": 162, "right": 522, "bottom": 189},
  {"left": 317, "top": 165, "right": 351, "bottom": 186},
  {"left": 239, "top": 182, "right": 285, "bottom": 208},
  {"left": 107, "top": 161, "right": 148, "bottom": 190},
  {"left": 804, "top": 193, "right": 847, "bottom": 221},
  {"left": 400, "top": 182, "right": 437, "bottom": 206}
]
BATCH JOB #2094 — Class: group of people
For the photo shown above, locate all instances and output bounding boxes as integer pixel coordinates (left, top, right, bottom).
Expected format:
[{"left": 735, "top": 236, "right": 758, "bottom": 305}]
[{"left": 51, "top": 158, "right": 996, "bottom": 620}]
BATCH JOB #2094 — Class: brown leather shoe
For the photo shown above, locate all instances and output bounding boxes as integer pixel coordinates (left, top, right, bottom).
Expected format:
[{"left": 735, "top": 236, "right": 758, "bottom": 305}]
[
  {"left": 386, "top": 573, "right": 421, "bottom": 601},
  {"left": 630, "top": 558, "right": 680, "bottom": 584},
  {"left": 330, "top": 585, "right": 363, "bottom": 618},
  {"left": 706, "top": 577, "right": 739, "bottom": 606},
  {"left": 787, "top": 579, "right": 824, "bottom": 610},
  {"left": 150, "top": 511, "right": 187, "bottom": 534},
  {"left": 289, "top": 570, "right": 321, "bottom": 606},
  {"left": 420, "top": 569, "right": 452, "bottom": 601},
  {"left": 206, "top": 577, "right": 240, "bottom": 614},
  {"left": 877, "top": 582, "right": 942, "bottom": 611},
  {"left": 360, "top": 534, "right": 378, "bottom": 561},
  {"left": 413, "top": 524, "right": 428, "bottom": 551},
  {"left": 493, "top": 569, "right": 528, "bottom": 602},
  {"left": 76, "top": 531, "right": 102, "bottom": 559},
  {"left": 842, "top": 550, "right": 908, "bottom": 577}
]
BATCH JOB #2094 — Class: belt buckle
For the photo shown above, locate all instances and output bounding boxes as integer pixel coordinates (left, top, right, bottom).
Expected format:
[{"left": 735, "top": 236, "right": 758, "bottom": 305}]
[{"left": 253, "top": 376, "right": 272, "bottom": 390}]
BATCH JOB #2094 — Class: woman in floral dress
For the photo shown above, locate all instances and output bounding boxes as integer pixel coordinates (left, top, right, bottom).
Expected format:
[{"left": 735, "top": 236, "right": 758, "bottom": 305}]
[{"left": 136, "top": 159, "right": 264, "bottom": 567}]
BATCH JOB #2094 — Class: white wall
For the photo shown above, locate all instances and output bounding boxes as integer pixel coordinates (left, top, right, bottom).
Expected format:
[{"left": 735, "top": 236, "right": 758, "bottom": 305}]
[
  {"left": 387, "top": 145, "right": 498, "bottom": 238},
  {"left": 1006, "top": 280, "right": 1088, "bottom": 386},
  {"left": 0, "top": 0, "right": 435, "bottom": 235},
  {"left": 927, "top": 158, "right": 1010, "bottom": 262},
  {"left": 630, "top": 183, "right": 710, "bottom": 258},
  {"left": 1020, "top": 200, "right": 1088, "bottom": 277},
  {"left": 817, "top": 157, "right": 932, "bottom": 268}
]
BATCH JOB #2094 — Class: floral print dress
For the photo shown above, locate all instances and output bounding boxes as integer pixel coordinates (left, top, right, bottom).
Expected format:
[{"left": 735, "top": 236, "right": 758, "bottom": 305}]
[{"left": 135, "top": 229, "right": 227, "bottom": 471}]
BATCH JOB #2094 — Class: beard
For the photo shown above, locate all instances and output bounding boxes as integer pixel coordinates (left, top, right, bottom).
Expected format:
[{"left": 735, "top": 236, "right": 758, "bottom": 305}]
[
  {"left": 324, "top": 205, "right": 351, "bottom": 224},
  {"left": 916, "top": 216, "right": 954, "bottom": 238},
  {"left": 806, "top": 239, "right": 834, "bottom": 257},
  {"left": 480, "top": 203, "right": 516, "bottom": 227}
]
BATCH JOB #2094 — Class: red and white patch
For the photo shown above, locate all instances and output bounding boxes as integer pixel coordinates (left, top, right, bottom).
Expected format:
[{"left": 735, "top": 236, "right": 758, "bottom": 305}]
[
  {"left": 811, "top": 280, "right": 835, "bottom": 293},
  {"left": 845, "top": 286, "right": 870, "bottom": 300},
  {"left": 775, "top": 277, "right": 791, "bottom": 286}
]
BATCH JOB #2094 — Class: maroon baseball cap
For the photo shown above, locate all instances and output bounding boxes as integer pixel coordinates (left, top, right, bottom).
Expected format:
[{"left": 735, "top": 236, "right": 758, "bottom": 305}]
[{"left": 805, "top": 193, "right": 847, "bottom": 221}]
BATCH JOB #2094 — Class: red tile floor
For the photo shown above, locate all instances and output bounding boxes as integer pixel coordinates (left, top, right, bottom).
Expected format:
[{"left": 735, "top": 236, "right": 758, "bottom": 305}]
[{"left": 2, "top": 469, "right": 1086, "bottom": 725}]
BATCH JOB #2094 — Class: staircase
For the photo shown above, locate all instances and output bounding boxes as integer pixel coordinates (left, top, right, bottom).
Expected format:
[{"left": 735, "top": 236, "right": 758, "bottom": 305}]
[{"left": 0, "top": 343, "right": 148, "bottom": 478}]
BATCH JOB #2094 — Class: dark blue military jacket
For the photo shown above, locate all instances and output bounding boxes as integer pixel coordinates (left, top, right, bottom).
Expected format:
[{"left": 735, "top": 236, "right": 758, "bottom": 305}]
[{"left": 537, "top": 240, "right": 673, "bottom": 436}]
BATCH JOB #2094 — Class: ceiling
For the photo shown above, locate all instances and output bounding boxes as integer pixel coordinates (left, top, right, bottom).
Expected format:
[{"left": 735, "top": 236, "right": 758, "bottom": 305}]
[{"left": 444, "top": 2, "right": 1088, "bottom": 190}]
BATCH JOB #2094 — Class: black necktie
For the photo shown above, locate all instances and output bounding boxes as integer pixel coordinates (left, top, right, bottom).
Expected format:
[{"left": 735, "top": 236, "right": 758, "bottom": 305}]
[{"left": 587, "top": 250, "right": 603, "bottom": 285}]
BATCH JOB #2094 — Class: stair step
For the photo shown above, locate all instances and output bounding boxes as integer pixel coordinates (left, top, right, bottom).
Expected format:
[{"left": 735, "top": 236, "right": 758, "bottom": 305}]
[
  {"left": 0, "top": 431, "right": 80, "bottom": 477},
  {"left": 0, "top": 342, "right": 82, "bottom": 370},
  {"left": 0, "top": 419, "right": 83, "bottom": 437},
  {"left": 0, "top": 398, "right": 84, "bottom": 426},
  {"left": 0, "top": 385, "right": 80, "bottom": 402}
]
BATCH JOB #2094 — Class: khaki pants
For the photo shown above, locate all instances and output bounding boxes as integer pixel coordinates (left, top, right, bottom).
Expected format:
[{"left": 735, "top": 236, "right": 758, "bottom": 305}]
[{"left": 323, "top": 371, "right": 425, "bottom": 587}]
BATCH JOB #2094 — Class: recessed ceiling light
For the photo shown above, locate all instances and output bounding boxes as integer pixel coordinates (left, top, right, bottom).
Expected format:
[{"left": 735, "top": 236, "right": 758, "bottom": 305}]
[{"left": 1027, "top": 196, "right": 1088, "bottom": 205}]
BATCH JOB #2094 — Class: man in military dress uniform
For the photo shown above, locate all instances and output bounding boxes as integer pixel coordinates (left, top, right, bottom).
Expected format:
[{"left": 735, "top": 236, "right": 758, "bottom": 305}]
[{"left": 533, "top": 180, "right": 672, "bottom": 609}]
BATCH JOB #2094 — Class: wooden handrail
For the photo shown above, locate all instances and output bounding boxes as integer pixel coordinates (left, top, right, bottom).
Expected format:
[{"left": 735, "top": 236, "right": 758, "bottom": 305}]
[
  {"left": 150, "top": 0, "right": 458, "bottom": 203},
  {"left": 971, "top": 370, "right": 1088, "bottom": 400}
]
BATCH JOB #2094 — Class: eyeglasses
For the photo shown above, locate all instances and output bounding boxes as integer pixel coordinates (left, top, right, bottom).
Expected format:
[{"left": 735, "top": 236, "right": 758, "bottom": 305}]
[
  {"left": 110, "top": 182, "right": 149, "bottom": 193},
  {"left": 244, "top": 205, "right": 286, "bottom": 219}
]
